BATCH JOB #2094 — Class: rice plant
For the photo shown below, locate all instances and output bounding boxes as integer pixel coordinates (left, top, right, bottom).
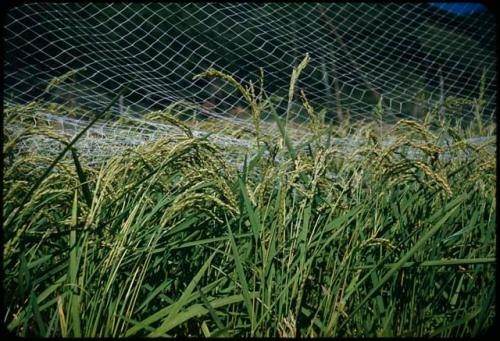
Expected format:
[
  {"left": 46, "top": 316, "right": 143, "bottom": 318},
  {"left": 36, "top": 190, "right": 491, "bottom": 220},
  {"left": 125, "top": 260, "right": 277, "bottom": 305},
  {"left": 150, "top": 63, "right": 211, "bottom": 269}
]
[{"left": 3, "top": 57, "right": 496, "bottom": 337}]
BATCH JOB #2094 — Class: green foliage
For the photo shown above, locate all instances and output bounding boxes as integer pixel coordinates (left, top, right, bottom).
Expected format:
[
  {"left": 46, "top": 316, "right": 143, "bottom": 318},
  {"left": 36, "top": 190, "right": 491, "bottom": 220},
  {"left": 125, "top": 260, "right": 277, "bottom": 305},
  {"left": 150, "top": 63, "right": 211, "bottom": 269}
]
[{"left": 3, "top": 58, "right": 496, "bottom": 337}]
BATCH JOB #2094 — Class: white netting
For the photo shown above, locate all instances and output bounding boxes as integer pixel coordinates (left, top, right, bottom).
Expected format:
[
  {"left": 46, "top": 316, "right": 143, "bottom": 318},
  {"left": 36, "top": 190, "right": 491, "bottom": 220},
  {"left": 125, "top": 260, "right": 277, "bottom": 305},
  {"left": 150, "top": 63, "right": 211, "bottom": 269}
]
[
  {"left": 8, "top": 108, "right": 494, "bottom": 170},
  {"left": 4, "top": 3, "right": 496, "bottom": 162}
]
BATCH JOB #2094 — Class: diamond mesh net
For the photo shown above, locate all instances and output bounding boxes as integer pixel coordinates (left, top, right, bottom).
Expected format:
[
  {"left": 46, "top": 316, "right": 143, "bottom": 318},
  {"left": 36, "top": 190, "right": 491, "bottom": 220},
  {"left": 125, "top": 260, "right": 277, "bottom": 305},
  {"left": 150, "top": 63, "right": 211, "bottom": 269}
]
[{"left": 4, "top": 3, "right": 496, "bottom": 164}]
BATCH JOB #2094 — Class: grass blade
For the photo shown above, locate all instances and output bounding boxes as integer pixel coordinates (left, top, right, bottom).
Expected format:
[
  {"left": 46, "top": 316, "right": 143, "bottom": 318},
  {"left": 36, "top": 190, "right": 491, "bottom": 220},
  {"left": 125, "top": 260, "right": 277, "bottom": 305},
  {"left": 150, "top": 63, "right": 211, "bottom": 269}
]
[
  {"left": 342, "top": 193, "right": 467, "bottom": 329},
  {"left": 70, "top": 148, "right": 92, "bottom": 207},
  {"left": 148, "top": 250, "right": 218, "bottom": 337},
  {"left": 238, "top": 177, "right": 261, "bottom": 241},
  {"left": 225, "top": 218, "right": 255, "bottom": 334},
  {"left": 68, "top": 190, "right": 82, "bottom": 337}
]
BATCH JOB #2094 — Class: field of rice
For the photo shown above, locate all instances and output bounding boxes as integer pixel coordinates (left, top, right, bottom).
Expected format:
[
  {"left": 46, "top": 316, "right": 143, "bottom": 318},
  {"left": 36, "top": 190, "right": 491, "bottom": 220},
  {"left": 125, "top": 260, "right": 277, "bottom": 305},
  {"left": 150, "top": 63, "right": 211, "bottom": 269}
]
[{"left": 3, "top": 62, "right": 496, "bottom": 337}]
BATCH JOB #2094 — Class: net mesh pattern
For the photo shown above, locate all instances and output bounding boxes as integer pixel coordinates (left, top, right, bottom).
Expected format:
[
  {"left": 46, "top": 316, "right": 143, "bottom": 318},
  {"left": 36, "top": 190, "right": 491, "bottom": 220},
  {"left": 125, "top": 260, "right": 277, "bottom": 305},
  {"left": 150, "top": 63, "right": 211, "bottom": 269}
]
[{"left": 4, "top": 3, "right": 496, "bottom": 163}]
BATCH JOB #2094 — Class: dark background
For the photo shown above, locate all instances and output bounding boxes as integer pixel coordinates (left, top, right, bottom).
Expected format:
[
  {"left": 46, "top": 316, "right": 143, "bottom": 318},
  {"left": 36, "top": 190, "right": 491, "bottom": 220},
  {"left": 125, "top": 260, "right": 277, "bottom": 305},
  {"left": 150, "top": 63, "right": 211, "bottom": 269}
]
[{"left": 3, "top": 3, "right": 496, "bottom": 124}]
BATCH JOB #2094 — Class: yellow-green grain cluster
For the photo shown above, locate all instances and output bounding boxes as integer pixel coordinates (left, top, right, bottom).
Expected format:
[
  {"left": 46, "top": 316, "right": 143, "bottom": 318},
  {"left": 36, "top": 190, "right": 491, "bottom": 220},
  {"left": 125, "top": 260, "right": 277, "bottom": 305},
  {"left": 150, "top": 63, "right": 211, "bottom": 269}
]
[{"left": 3, "top": 57, "right": 496, "bottom": 337}]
